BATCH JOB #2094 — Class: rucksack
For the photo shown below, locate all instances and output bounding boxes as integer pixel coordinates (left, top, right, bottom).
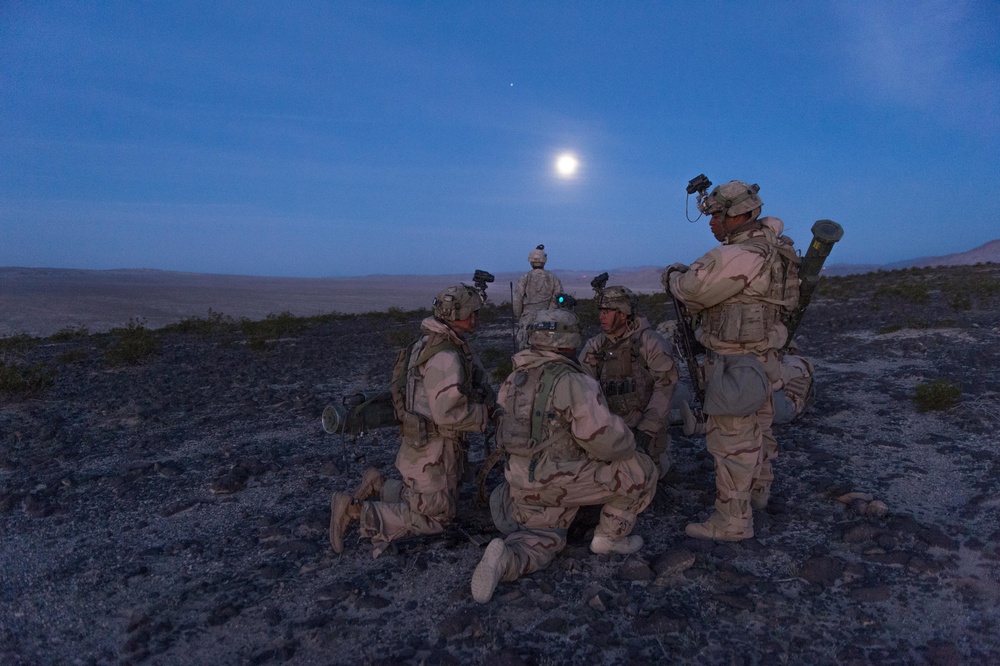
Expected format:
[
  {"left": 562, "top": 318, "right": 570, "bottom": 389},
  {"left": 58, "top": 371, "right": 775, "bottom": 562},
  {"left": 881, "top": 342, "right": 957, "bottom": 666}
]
[
  {"left": 389, "top": 331, "right": 464, "bottom": 421},
  {"left": 496, "top": 359, "right": 577, "bottom": 457}
]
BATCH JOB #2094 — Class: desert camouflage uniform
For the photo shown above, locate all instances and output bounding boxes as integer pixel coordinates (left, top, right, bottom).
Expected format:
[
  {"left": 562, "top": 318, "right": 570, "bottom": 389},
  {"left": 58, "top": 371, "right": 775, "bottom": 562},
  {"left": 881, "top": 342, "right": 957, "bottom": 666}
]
[
  {"left": 773, "top": 353, "right": 814, "bottom": 425},
  {"left": 579, "top": 316, "right": 679, "bottom": 473},
  {"left": 666, "top": 216, "right": 796, "bottom": 535},
  {"left": 358, "top": 316, "right": 490, "bottom": 556},
  {"left": 513, "top": 269, "right": 563, "bottom": 350},
  {"left": 489, "top": 349, "right": 657, "bottom": 579}
]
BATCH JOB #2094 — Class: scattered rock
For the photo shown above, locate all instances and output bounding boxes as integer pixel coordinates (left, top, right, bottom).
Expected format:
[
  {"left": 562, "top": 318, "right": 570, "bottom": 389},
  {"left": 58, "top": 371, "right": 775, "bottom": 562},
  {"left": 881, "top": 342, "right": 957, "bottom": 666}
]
[
  {"left": 848, "top": 585, "right": 892, "bottom": 602},
  {"left": 799, "top": 556, "right": 845, "bottom": 586}
]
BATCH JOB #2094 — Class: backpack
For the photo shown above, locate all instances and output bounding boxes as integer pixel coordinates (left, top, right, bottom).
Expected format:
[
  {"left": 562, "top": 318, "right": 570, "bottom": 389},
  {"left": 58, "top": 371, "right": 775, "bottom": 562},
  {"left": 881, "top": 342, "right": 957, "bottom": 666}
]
[
  {"left": 762, "top": 234, "right": 801, "bottom": 320},
  {"left": 389, "top": 331, "right": 464, "bottom": 421},
  {"left": 496, "top": 360, "right": 577, "bottom": 457}
]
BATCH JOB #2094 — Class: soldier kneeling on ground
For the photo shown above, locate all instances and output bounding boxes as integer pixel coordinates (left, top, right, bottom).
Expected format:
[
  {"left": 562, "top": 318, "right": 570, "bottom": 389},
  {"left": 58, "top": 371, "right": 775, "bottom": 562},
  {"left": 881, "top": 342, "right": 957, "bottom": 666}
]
[
  {"left": 579, "top": 285, "right": 679, "bottom": 478},
  {"left": 330, "top": 284, "right": 494, "bottom": 558},
  {"left": 471, "top": 308, "right": 658, "bottom": 603}
]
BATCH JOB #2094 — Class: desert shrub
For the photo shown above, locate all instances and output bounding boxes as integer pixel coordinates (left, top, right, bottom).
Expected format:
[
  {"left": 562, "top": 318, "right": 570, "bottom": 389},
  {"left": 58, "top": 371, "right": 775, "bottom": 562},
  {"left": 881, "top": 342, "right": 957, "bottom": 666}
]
[
  {"left": 48, "top": 325, "right": 89, "bottom": 342},
  {"left": 163, "top": 308, "right": 236, "bottom": 335},
  {"left": 491, "top": 357, "right": 513, "bottom": 384},
  {"left": 385, "top": 327, "right": 417, "bottom": 349},
  {"left": 105, "top": 319, "right": 158, "bottom": 365},
  {"left": 57, "top": 349, "right": 87, "bottom": 364},
  {"left": 948, "top": 292, "right": 972, "bottom": 311},
  {"left": 477, "top": 303, "right": 501, "bottom": 324},
  {"left": 874, "top": 282, "right": 930, "bottom": 304},
  {"left": 386, "top": 307, "right": 409, "bottom": 323},
  {"left": 0, "top": 361, "right": 54, "bottom": 396},
  {"left": 242, "top": 311, "right": 306, "bottom": 349},
  {"left": 0, "top": 334, "right": 38, "bottom": 354},
  {"left": 913, "top": 379, "right": 962, "bottom": 412}
]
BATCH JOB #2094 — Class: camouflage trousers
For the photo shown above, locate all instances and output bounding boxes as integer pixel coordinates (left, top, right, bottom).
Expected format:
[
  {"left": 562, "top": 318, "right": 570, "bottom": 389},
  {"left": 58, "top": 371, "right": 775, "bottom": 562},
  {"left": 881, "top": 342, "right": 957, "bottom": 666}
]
[
  {"left": 515, "top": 306, "right": 545, "bottom": 351},
  {"left": 490, "top": 451, "right": 656, "bottom": 580},
  {"left": 704, "top": 350, "right": 779, "bottom": 529},
  {"left": 359, "top": 435, "right": 463, "bottom": 557}
]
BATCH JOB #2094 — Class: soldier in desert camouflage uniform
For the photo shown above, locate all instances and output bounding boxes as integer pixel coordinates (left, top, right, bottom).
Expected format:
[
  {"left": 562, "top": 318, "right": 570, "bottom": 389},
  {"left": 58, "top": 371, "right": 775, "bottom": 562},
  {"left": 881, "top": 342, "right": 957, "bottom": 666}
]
[
  {"left": 471, "top": 308, "right": 657, "bottom": 603},
  {"left": 579, "top": 285, "right": 679, "bottom": 478},
  {"left": 664, "top": 180, "right": 799, "bottom": 541},
  {"left": 512, "top": 245, "right": 563, "bottom": 350},
  {"left": 330, "top": 284, "right": 494, "bottom": 558}
]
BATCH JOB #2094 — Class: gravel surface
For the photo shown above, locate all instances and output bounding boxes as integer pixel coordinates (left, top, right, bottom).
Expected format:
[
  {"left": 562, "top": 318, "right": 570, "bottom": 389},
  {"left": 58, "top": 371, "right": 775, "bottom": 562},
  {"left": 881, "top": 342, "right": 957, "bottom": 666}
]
[{"left": 1, "top": 264, "right": 998, "bottom": 665}]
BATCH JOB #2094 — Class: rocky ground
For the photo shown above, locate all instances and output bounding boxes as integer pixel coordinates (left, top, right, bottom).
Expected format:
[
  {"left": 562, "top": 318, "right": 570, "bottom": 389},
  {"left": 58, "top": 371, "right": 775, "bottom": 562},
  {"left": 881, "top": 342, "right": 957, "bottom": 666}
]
[{"left": 1, "top": 264, "right": 999, "bottom": 665}]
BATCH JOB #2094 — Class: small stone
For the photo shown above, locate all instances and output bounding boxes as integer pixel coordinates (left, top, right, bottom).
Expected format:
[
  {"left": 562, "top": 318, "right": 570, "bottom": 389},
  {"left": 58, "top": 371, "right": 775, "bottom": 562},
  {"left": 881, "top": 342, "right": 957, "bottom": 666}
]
[
  {"left": 652, "top": 549, "right": 696, "bottom": 579},
  {"left": 618, "top": 560, "right": 655, "bottom": 582},
  {"left": 438, "top": 607, "right": 482, "bottom": 638},
  {"left": 799, "top": 555, "right": 844, "bottom": 586},
  {"left": 849, "top": 585, "right": 892, "bottom": 602},
  {"left": 535, "top": 616, "right": 568, "bottom": 634}
]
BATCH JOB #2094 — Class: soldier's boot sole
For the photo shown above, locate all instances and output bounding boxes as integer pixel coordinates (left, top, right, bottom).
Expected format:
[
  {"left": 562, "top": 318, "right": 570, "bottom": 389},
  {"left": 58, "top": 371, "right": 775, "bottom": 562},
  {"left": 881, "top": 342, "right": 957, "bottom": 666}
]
[
  {"left": 590, "top": 534, "right": 644, "bottom": 555},
  {"left": 353, "top": 468, "right": 385, "bottom": 502},
  {"left": 684, "top": 519, "right": 753, "bottom": 542},
  {"left": 471, "top": 538, "right": 508, "bottom": 604},
  {"left": 329, "top": 492, "right": 355, "bottom": 554}
]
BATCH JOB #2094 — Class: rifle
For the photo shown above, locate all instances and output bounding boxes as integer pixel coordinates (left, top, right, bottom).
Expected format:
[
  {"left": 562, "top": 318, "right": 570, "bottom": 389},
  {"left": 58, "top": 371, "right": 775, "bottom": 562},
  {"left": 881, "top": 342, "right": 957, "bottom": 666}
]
[
  {"left": 665, "top": 271, "right": 705, "bottom": 407},
  {"left": 509, "top": 281, "right": 517, "bottom": 353}
]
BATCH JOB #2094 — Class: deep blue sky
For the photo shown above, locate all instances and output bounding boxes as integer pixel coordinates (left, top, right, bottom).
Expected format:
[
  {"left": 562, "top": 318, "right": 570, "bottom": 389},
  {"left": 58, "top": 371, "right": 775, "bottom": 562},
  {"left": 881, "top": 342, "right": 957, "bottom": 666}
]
[{"left": 2, "top": 1, "right": 998, "bottom": 277}]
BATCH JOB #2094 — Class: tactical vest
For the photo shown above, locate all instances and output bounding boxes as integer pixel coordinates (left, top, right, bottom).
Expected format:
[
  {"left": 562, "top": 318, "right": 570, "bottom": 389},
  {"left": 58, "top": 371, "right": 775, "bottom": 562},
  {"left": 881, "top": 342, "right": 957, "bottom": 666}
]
[
  {"left": 593, "top": 330, "right": 651, "bottom": 416},
  {"left": 703, "top": 234, "right": 800, "bottom": 344},
  {"left": 390, "top": 331, "right": 475, "bottom": 441},
  {"left": 496, "top": 360, "right": 577, "bottom": 458}
]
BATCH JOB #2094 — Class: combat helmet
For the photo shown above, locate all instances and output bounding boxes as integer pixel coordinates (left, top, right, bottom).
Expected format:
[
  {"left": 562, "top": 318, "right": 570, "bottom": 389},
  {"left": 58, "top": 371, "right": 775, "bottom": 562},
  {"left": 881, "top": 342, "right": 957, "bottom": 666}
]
[
  {"left": 702, "top": 180, "right": 763, "bottom": 219},
  {"left": 529, "top": 308, "right": 581, "bottom": 351},
  {"left": 528, "top": 244, "right": 547, "bottom": 268},
  {"left": 597, "top": 285, "right": 638, "bottom": 316},
  {"left": 433, "top": 284, "right": 483, "bottom": 322}
]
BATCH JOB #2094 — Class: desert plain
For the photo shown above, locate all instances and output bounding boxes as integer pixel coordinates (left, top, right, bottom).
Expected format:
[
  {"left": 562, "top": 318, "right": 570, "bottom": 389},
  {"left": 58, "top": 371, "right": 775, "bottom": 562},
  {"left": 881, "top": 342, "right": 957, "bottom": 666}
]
[{"left": 0, "top": 263, "right": 999, "bottom": 665}]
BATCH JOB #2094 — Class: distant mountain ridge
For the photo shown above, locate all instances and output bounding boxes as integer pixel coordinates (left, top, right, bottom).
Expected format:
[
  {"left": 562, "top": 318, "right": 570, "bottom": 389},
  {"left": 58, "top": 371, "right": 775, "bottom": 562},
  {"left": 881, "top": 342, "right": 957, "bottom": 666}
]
[{"left": 823, "top": 238, "right": 999, "bottom": 276}]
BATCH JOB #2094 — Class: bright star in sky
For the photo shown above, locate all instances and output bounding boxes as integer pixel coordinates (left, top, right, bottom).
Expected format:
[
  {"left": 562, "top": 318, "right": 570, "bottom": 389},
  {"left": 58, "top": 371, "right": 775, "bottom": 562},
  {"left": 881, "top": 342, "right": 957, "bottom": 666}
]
[{"left": 555, "top": 153, "right": 579, "bottom": 178}]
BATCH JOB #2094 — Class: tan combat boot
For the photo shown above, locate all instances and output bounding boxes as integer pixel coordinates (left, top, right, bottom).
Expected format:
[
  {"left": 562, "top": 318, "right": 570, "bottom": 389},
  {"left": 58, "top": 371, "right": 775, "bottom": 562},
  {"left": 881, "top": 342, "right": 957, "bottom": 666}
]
[
  {"left": 472, "top": 538, "right": 511, "bottom": 603},
  {"left": 680, "top": 402, "right": 705, "bottom": 436},
  {"left": 329, "top": 492, "right": 361, "bottom": 554},
  {"left": 590, "top": 534, "right": 644, "bottom": 555},
  {"left": 353, "top": 468, "right": 385, "bottom": 501},
  {"left": 684, "top": 514, "right": 753, "bottom": 542}
]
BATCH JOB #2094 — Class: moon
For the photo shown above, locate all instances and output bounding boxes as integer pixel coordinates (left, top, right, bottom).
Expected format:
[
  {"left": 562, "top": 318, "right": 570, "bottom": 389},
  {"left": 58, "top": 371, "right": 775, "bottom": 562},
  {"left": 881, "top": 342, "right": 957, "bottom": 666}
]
[{"left": 555, "top": 153, "right": 579, "bottom": 178}]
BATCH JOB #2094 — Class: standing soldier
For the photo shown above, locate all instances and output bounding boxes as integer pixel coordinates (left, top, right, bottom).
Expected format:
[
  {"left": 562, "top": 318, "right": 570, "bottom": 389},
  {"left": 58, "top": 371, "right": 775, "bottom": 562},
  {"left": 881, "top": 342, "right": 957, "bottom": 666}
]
[
  {"left": 512, "top": 245, "right": 563, "bottom": 350},
  {"left": 471, "top": 308, "right": 657, "bottom": 603},
  {"left": 579, "top": 285, "right": 679, "bottom": 478},
  {"left": 330, "top": 284, "right": 494, "bottom": 557},
  {"left": 663, "top": 180, "right": 799, "bottom": 541}
]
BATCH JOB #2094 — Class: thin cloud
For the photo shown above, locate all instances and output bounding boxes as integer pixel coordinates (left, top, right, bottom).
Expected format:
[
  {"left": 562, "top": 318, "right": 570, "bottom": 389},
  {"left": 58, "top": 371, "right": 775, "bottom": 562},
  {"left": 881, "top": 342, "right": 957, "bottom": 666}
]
[{"left": 835, "top": 0, "right": 999, "bottom": 135}]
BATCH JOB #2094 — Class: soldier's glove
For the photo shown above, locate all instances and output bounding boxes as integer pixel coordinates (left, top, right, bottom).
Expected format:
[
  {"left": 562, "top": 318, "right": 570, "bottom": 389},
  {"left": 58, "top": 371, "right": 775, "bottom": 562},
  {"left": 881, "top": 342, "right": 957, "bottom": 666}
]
[
  {"left": 632, "top": 429, "right": 652, "bottom": 452},
  {"left": 666, "top": 262, "right": 689, "bottom": 275}
]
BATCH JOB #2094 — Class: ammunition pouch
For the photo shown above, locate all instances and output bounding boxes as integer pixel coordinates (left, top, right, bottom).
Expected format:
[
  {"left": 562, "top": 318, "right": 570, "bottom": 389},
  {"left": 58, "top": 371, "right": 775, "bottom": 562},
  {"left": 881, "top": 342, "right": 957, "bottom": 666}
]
[
  {"left": 399, "top": 411, "right": 435, "bottom": 448},
  {"left": 706, "top": 302, "right": 779, "bottom": 344},
  {"left": 601, "top": 378, "right": 644, "bottom": 414}
]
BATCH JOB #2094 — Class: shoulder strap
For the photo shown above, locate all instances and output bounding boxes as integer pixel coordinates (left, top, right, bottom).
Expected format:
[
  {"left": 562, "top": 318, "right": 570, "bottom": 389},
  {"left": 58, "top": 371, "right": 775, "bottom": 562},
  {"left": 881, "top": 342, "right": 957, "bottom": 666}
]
[{"left": 530, "top": 361, "right": 577, "bottom": 444}]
